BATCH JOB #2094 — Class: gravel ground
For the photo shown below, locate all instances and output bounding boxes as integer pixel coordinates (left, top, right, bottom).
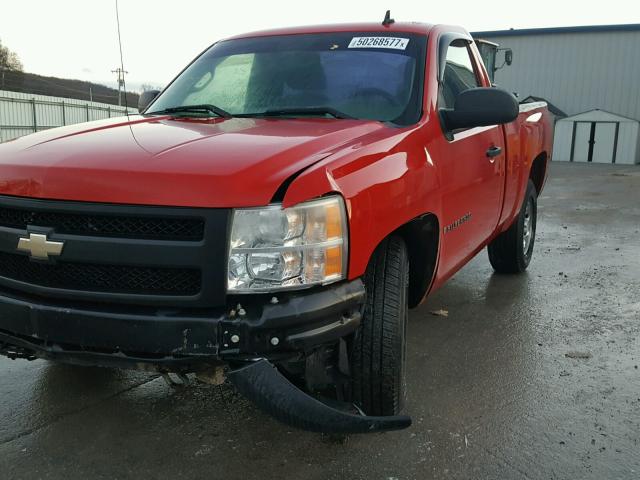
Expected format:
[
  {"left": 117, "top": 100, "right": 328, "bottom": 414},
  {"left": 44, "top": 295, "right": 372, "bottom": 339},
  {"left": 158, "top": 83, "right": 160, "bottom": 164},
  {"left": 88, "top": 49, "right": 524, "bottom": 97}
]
[{"left": 0, "top": 162, "right": 638, "bottom": 479}]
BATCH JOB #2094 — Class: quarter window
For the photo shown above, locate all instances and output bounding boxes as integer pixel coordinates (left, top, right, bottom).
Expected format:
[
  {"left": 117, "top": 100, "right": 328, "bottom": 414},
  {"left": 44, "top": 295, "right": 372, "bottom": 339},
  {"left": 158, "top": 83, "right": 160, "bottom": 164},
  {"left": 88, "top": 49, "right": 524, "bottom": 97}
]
[{"left": 440, "top": 42, "right": 481, "bottom": 109}]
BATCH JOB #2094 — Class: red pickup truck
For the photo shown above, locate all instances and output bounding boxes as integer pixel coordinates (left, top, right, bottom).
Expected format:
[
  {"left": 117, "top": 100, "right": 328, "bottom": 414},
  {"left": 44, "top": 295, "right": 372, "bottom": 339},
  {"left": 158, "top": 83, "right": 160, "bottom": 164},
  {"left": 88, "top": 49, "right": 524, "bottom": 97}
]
[{"left": 0, "top": 19, "right": 552, "bottom": 434}]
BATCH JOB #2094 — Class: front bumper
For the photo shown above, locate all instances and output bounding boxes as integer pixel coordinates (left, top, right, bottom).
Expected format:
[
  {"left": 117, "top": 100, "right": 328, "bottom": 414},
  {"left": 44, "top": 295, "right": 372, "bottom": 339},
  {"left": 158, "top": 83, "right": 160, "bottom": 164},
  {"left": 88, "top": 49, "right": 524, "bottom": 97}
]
[
  {"left": 0, "top": 279, "right": 365, "bottom": 371},
  {"left": 0, "top": 278, "right": 415, "bottom": 435}
]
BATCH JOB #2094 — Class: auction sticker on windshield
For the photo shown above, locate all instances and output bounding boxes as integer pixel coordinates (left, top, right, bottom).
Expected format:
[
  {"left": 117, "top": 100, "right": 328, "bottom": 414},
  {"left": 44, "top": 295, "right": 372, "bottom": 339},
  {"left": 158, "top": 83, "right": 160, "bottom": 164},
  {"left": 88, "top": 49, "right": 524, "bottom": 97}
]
[{"left": 348, "top": 37, "right": 409, "bottom": 50}]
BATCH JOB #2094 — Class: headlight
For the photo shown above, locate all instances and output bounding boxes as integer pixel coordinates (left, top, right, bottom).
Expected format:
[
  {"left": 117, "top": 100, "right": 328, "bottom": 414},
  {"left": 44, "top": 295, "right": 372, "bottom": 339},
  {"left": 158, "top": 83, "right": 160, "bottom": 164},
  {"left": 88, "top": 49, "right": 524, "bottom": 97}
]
[{"left": 228, "top": 196, "right": 348, "bottom": 292}]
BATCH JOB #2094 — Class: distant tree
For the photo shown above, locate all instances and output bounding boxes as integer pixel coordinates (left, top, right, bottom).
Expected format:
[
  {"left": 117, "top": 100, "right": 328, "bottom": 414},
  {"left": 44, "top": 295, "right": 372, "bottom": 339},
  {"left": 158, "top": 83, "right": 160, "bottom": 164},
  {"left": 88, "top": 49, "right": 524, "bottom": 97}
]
[
  {"left": 141, "top": 83, "right": 161, "bottom": 92},
  {"left": 0, "top": 39, "right": 23, "bottom": 72}
]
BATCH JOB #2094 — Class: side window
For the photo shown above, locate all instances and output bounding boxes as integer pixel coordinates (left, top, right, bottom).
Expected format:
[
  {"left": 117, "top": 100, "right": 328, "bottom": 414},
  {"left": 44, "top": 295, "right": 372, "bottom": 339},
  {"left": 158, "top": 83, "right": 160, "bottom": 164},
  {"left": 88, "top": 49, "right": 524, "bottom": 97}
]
[{"left": 439, "top": 42, "right": 481, "bottom": 109}]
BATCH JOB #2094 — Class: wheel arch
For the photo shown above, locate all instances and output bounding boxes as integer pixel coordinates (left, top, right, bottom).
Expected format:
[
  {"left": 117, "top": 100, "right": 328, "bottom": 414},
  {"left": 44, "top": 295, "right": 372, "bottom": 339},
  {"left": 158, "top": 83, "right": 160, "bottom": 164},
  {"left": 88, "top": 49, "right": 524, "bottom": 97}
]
[
  {"left": 369, "top": 213, "right": 440, "bottom": 309},
  {"left": 529, "top": 152, "right": 548, "bottom": 196}
]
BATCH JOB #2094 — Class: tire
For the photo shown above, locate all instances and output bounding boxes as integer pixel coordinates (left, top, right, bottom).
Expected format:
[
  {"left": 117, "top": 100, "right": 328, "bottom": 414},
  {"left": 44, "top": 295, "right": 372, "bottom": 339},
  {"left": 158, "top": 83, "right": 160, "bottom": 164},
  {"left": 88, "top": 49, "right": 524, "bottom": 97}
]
[
  {"left": 488, "top": 179, "right": 538, "bottom": 273},
  {"left": 350, "top": 236, "right": 409, "bottom": 416}
]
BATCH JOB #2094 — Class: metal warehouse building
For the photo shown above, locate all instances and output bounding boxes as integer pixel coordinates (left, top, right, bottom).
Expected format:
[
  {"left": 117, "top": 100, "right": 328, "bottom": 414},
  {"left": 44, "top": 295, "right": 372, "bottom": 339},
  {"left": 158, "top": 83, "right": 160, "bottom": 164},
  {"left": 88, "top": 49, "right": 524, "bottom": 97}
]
[{"left": 472, "top": 24, "right": 640, "bottom": 164}]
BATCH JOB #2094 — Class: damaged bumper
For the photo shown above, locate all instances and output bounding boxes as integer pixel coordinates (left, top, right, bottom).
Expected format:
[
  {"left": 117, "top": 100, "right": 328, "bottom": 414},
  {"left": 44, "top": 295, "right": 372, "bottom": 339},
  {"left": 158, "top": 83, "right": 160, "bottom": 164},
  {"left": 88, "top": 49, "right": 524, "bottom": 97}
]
[
  {"left": 0, "top": 279, "right": 413, "bottom": 434},
  {"left": 0, "top": 279, "right": 365, "bottom": 369},
  {"left": 228, "top": 359, "right": 412, "bottom": 434}
]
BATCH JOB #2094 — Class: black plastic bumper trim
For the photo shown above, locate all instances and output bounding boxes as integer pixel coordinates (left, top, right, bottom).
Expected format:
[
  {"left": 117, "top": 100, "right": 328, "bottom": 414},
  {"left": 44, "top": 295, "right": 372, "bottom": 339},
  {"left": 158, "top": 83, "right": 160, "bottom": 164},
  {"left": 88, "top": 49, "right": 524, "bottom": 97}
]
[
  {"left": 228, "top": 359, "right": 412, "bottom": 434},
  {"left": 0, "top": 279, "right": 365, "bottom": 369},
  {"left": 0, "top": 331, "right": 207, "bottom": 371}
]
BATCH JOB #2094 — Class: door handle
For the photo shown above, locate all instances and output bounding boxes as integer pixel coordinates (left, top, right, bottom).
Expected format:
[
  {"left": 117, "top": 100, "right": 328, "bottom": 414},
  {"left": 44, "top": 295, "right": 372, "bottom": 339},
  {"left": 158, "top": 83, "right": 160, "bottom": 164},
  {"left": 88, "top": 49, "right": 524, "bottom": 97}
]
[{"left": 486, "top": 146, "right": 502, "bottom": 158}]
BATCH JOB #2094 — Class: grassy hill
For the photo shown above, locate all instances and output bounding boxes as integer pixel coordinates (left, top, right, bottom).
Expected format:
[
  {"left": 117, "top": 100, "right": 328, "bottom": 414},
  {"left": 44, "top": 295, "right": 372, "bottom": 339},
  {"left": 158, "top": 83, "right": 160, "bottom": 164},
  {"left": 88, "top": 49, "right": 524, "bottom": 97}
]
[{"left": 0, "top": 70, "right": 139, "bottom": 106}]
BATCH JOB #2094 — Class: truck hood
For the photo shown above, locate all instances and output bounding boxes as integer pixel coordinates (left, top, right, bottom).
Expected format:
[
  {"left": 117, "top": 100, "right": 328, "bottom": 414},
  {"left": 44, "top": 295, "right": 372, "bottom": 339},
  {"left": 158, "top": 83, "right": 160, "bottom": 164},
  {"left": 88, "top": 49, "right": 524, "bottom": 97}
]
[{"left": 0, "top": 115, "right": 385, "bottom": 207}]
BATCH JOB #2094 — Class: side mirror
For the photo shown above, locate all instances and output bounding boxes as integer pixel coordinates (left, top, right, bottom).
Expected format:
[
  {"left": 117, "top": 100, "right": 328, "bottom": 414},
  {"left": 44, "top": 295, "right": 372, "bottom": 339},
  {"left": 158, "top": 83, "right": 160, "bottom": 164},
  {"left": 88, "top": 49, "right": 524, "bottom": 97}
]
[
  {"left": 442, "top": 87, "right": 519, "bottom": 131},
  {"left": 504, "top": 49, "right": 513, "bottom": 66},
  {"left": 138, "top": 90, "right": 160, "bottom": 113}
]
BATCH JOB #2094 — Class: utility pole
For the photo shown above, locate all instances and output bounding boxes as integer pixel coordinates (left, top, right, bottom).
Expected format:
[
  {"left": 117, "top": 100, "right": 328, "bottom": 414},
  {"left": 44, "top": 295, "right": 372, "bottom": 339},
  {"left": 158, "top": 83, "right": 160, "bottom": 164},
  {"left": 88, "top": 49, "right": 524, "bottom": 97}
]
[{"left": 111, "top": 67, "right": 128, "bottom": 106}]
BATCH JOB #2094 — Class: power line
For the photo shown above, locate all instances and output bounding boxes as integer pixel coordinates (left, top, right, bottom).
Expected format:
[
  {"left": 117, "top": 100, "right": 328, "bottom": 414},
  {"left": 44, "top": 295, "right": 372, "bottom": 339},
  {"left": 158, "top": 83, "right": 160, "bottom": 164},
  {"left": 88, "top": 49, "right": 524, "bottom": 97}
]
[
  {"left": 11, "top": 73, "right": 101, "bottom": 96},
  {"left": 0, "top": 70, "right": 132, "bottom": 103},
  {"left": 114, "top": 0, "right": 129, "bottom": 113},
  {"left": 1, "top": 74, "right": 112, "bottom": 99},
  {"left": 111, "top": 67, "right": 128, "bottom": 106}
]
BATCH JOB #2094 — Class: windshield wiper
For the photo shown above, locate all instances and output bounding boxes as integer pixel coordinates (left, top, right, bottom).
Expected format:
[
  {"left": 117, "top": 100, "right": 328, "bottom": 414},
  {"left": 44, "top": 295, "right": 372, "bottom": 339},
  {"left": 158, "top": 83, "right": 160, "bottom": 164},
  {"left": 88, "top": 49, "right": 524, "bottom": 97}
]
[
  {"left": 237, "top": 107, "right": 356, "bottom": 120},
  {"left": 148, "top": 104, "right": 232, "bottom": 119}
]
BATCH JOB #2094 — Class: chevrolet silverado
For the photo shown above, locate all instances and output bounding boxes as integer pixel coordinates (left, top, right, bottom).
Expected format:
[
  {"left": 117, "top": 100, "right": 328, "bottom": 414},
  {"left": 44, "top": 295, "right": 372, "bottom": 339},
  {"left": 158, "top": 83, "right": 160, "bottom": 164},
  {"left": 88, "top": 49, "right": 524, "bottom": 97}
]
[{"left": 0, "top": 17, "right": 552, "bottom": 434}]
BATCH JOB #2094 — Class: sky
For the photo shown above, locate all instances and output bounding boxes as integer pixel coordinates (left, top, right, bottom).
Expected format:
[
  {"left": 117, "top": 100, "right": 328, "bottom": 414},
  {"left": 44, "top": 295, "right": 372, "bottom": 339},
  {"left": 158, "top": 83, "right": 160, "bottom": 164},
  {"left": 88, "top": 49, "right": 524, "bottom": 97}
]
[{"left": 1, "top": 0, "right": 638, "bottom": 91}]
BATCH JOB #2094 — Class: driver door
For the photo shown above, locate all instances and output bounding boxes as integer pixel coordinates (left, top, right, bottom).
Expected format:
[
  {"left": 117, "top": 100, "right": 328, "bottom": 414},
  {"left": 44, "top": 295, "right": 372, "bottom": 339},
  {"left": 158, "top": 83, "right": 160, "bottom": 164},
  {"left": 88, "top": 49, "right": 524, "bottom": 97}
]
[{"left": 430, "top": 40, "right": 506, "bottom": 276}]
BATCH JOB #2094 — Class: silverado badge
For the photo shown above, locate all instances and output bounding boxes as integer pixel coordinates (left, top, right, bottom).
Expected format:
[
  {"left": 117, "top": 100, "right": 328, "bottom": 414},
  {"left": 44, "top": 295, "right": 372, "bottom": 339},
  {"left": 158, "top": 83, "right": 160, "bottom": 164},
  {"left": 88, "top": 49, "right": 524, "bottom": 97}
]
[
  {"left": 444, "top": 213, "right": 472, "bottom": 234},
  {"left": 17, "top": 233, "right": 64, "bottom": 260}
]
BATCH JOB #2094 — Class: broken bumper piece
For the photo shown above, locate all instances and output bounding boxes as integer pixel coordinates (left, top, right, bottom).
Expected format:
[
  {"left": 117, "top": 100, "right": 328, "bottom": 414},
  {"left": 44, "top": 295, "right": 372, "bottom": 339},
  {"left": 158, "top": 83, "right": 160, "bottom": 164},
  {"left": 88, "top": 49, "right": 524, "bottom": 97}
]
[{"left": 229, "top": 359, "right": 412, "bottom": 434}]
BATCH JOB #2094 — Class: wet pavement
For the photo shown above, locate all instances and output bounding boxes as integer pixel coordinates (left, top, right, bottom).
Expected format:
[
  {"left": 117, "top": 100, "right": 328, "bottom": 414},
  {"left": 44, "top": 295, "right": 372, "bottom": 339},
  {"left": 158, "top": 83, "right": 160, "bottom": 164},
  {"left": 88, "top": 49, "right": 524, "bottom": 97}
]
[{"left": 1, "top": 162, "right": 639, "bottom": 479}]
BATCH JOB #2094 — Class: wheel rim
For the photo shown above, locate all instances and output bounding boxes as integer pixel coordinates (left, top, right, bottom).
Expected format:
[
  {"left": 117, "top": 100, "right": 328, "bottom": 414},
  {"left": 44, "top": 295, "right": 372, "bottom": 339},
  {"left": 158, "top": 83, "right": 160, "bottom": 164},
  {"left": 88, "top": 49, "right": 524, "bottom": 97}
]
[{"left": 522, "top": 198, "right": 534, "bottom": 254}]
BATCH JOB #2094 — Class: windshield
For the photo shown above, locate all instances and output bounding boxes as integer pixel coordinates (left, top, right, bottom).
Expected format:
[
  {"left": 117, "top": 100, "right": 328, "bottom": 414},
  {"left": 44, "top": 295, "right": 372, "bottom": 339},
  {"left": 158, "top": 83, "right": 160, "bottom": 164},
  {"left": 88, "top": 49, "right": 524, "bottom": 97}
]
[{"left": 149, "top": 32, "right": 427, "bottom": 125}]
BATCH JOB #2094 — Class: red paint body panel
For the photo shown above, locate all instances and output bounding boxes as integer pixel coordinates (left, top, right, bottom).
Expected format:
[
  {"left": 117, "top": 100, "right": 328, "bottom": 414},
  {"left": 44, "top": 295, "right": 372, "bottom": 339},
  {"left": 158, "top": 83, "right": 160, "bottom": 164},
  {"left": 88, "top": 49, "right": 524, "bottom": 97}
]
[
  {"left": 0, "top": 22, "right": 553, "bottom": 304},
  {"left": 0, "top": 115, "right": 384, "bottom": 207}
]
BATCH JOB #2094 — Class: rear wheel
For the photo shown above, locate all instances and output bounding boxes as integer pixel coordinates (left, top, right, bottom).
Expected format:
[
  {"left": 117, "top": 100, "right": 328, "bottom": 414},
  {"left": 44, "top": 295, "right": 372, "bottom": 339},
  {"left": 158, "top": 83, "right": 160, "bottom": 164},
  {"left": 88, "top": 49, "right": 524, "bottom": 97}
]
[
  {"left": 349, "top": 236, "right": 409, "bottom": 416},
  {"left": 488, "top": 179, "right": 538, "bottom": 273}
]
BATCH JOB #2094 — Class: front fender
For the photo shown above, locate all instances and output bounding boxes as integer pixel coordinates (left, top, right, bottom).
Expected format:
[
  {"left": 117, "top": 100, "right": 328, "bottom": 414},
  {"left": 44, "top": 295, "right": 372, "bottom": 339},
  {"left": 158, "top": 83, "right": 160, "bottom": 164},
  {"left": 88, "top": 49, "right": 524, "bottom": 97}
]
[{"left": 283, "top": 127, "right": 441, "bottom": 279}]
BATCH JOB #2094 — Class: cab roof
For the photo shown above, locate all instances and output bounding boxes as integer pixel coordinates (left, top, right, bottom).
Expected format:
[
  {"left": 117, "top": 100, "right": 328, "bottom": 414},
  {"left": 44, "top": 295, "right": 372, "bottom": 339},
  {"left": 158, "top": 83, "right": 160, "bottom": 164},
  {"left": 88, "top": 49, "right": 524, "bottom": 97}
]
[{"left": 225, "top": 22, "right": 434, "bottom": 41}]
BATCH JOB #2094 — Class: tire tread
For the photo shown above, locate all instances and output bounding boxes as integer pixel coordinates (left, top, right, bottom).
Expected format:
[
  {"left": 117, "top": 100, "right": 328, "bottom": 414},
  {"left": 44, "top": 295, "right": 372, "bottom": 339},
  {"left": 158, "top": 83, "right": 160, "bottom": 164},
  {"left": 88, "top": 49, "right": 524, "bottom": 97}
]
[{"left": 352, "top": 236, "right": 408, "bottom": 416}]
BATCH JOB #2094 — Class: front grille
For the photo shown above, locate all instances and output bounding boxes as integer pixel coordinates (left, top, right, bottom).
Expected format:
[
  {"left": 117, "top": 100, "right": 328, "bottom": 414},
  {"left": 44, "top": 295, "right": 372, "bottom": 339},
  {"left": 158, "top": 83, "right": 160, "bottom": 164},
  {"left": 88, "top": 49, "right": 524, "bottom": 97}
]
[
  {"left": 0, "top": 252, "right": 201, "bottom": 296},
  {"left": 0, "top": 196, "right": 229, "bottom": 306},
  {"left": 0, "top": 206, "right": 204, "bottom": 241}
]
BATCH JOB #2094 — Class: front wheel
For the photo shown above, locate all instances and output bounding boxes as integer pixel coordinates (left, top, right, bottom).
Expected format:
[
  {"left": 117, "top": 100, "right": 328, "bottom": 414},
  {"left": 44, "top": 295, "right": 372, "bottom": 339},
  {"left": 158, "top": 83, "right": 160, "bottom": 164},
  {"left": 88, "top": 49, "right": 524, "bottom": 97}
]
[
  {"left": 488, "top": 179, "right": 538, "bottom": 273},
  {"left": 349, "top": 236, "right": 409, "bottom": 416}
]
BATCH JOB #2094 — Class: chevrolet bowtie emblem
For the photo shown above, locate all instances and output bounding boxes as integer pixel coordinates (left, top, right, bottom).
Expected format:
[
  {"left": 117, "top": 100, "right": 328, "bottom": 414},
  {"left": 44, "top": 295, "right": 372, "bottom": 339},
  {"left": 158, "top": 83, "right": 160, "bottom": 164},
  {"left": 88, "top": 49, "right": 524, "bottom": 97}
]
[{"left": 17, "top": 233, "right": 64, "bottom": 260}]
